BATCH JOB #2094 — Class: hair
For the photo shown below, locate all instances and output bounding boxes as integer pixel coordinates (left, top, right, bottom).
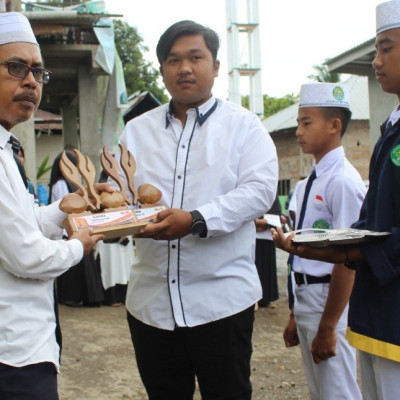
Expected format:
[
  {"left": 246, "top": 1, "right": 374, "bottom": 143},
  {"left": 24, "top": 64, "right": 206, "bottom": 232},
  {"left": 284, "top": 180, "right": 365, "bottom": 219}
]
[
  {"left": 48, "top": 150, "right": 77, "bottom": 203},
  {"left": 156, "top": 20, "right": 220, "bottom": 64},
  {"left": 320, "top": 107, "right": 352, "bottom": 137}
]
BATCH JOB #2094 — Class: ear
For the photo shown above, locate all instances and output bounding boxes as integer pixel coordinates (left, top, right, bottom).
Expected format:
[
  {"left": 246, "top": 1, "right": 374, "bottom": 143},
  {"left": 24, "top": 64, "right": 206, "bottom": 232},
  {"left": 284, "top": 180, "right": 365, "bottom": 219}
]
[
  {"left": 213, "top": 60, "right": 220, "bottom": 77},
  {"left": 330, "top": 117, "right": 342, "bottom": 136}
]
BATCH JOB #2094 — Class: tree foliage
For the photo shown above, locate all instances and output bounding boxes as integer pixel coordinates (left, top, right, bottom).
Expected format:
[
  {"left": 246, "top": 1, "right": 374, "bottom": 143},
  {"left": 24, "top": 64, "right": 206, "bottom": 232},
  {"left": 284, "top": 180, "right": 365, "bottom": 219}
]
[
  {"left": 307, "top": 63, "right": 341, "bottom": 83},
  {"left": 242, "top": 93, "right": 299, "bottom": 118},
  {"left": 113, "top": 19, "right": 168, "bottom": 103}
]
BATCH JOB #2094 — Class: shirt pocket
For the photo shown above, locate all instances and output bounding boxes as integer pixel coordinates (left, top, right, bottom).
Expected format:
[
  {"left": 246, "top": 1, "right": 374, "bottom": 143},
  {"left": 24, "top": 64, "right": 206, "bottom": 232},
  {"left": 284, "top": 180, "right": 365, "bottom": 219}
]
[{"left": 311, "top": 197, "right": 331, "bottom": 229}]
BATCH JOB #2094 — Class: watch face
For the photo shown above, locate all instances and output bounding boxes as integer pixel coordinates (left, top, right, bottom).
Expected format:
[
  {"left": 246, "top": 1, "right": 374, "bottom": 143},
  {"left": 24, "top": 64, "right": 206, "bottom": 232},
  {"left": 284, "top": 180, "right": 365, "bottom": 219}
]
[{"left": 192, "top": 220, "right": 205, "bottom": 235}]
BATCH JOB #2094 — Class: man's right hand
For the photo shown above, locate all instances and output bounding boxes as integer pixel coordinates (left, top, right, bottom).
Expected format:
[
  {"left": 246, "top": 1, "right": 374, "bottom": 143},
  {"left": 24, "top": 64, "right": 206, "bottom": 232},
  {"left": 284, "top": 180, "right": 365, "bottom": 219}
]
[{"left": 70, "top": 229, "right": 104, "bottom": 255}]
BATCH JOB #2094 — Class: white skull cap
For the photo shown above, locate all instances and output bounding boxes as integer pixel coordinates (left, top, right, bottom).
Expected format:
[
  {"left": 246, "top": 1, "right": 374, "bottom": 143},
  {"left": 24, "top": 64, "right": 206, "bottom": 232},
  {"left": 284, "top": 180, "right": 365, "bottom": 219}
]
[
  {"left": 299, "top": 82, "right": 350, "bottom": 109},
  {"left": 0, "top": 12, "right": 38, "bottom": 46},
  {"left": 376, "top": 0, "right": 400, "bottom": 34}
]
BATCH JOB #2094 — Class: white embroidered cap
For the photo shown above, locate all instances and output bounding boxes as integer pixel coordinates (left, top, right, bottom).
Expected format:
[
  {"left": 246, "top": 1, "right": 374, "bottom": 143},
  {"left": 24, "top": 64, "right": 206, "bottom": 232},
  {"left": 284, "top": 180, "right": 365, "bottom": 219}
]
[
  {"left": 299, "top": 82, "right": 350, "bottom": 109},
  {"left": 0, "top": 12, "right": 38, "bottom": 46},
  {"left": 376, "top": 0, "right": 400, "bottom": 34}
]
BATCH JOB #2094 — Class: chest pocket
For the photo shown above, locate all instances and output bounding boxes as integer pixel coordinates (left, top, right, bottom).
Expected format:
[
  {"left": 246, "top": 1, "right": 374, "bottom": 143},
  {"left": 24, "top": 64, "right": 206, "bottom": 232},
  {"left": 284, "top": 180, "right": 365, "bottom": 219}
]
[{"left": 311, "top": 195, "right": 331, "bottom": 229}]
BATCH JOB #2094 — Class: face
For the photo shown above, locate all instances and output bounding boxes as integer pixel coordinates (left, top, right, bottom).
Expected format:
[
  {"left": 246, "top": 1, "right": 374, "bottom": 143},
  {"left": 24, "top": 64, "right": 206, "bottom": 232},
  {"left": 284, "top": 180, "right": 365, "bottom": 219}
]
[
  {"left": 373, "top": 28, "right": 400, "bottom": 97},
  {"left": 160, "top": 34, "right": 220, "bottom": 114},
  {"left": 0, "top": 42, "right": 43, "bottom": 131},
  {"left": 296, "top": 107, "right": 338, "bottom": 162}
]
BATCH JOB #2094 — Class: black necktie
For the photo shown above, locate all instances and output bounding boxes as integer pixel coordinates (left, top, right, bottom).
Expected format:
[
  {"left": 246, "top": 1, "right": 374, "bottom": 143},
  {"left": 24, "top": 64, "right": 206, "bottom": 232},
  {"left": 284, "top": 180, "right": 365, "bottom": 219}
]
[
  {"left": 287, "top": 169, "right": 317, "bottom": 308},
  {"left": 8, "top": 134, "right": 21, "bottom": 152},
  {"left": 8, "top": 135, "right": 28, "bottom": 189},
  {"left": 296, "top": 169, "right": 317, "bottom": 231}
]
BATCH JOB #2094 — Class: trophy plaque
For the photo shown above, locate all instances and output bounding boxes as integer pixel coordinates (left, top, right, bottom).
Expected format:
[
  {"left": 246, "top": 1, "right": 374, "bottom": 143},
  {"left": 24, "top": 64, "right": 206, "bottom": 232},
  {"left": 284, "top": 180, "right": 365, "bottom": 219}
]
[{"left": 60, "top": 145, "right": 167, "bottom": 240}]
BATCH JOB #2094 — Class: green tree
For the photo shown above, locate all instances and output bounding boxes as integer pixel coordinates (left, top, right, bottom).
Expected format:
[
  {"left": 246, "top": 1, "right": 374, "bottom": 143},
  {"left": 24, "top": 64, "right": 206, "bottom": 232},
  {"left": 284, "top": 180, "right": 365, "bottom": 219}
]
[
  {"left": 113, "top": 19, "right": 168, "bottom": 103},
  {"left": 307, "top": 62, "right": 341, "bottom": 83},
  {"left": 242, "top": 93, "right": 299, "bottom": 118}
]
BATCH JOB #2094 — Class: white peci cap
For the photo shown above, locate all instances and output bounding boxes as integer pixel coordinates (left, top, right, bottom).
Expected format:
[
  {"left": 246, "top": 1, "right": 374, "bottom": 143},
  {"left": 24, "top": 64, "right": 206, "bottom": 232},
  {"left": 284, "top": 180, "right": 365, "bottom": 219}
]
[
  {"left": 0, "top": 12, "right": 38, "bottom": 46},
  {"left": 376, "top": 0, "right": 400, "bottom": 34},
  {"left": 299, "top": 82, "right": 350, "bottom": 109}
]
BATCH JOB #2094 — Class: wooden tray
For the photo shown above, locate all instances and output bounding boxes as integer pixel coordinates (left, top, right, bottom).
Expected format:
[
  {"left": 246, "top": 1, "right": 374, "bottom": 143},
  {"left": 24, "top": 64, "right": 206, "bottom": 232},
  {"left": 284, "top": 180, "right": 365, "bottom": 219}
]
[{"left": 63, "top": 205, "right": 167, "bottom": 240}]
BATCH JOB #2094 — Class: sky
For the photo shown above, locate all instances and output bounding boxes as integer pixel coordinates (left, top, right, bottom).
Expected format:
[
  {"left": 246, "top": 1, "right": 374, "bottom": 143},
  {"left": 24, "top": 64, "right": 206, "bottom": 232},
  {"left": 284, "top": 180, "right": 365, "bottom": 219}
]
[{"left": 103, "top": 0, "right": 382, "bottom": 100}]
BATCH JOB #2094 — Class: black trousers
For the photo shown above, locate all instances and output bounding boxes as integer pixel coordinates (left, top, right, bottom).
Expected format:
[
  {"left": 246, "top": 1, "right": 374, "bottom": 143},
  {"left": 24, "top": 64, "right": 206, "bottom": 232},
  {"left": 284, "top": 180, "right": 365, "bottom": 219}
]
[
  {"left": 0, "top": 362, "right": 58, "bottom": 400},
  {"left": 127, "top": 306, "right": 255, "bottom": 400}
]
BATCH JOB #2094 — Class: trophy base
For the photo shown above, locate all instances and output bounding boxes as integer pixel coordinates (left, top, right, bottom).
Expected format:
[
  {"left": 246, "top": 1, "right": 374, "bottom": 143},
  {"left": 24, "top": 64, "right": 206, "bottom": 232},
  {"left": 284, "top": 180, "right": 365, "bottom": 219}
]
[{"left": 63, "top": 205, "right": 167, "bottom": 240}]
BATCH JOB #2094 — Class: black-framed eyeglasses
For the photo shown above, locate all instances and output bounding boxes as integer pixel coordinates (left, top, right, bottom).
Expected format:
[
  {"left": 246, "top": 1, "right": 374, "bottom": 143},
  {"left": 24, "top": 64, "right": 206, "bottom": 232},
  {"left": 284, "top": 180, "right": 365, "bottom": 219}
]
[{"left": 0, "top": 61, "right": 52, "bottom": 84}]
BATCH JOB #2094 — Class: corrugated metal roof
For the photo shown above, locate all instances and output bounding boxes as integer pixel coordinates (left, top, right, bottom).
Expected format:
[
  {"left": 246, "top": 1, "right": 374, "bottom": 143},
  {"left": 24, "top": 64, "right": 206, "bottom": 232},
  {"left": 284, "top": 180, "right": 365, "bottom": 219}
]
[{"left": 263, "top": 75, "right": 369, "bottom": 134}]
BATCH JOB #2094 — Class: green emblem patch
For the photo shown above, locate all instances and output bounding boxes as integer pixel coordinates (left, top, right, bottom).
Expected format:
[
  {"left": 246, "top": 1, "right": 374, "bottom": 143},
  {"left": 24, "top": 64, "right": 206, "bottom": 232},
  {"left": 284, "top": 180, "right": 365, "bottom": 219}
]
[
  {"left": 391, "top": 144, "right": 400, "bottom": 166},
  {"left": 312, "top": 219, "right": 330, "bottom": 229},
  {"left": 332, "top": 86, "right": 344, "bottom": 101}
]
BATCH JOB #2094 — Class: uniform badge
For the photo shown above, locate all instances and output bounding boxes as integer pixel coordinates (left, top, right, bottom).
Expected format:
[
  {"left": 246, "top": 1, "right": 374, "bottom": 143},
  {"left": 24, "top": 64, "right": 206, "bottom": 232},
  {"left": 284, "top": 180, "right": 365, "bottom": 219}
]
[
  {"left": 390, "top": 144, "right": 400, "bottom": 166},
  {"left": 312, "top": 219, "right": 330, "bottom": 229}
]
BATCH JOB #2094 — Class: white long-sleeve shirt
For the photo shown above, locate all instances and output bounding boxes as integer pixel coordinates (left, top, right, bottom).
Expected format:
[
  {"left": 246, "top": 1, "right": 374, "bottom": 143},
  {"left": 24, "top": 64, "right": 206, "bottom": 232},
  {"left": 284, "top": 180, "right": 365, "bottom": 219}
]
[
  {"left": 0, "top": 125, "right": 83, "bottom": 370},
  {"left": 119, "top": 96, "right": 278, "bottom": 330}
]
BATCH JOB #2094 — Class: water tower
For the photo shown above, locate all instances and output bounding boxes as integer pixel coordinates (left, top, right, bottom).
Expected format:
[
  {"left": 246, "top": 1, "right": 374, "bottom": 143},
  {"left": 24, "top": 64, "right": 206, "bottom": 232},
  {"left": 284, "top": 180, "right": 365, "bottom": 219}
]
[{"left": 226, "top": 0, "right": 263, "bottom": 116}]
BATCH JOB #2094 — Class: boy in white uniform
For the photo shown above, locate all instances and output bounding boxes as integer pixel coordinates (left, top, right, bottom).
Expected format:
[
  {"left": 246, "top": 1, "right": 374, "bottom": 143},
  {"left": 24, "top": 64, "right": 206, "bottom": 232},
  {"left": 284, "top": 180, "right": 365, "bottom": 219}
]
[{"left": 283, "top": 83, "right": 365, "bottom": 399}]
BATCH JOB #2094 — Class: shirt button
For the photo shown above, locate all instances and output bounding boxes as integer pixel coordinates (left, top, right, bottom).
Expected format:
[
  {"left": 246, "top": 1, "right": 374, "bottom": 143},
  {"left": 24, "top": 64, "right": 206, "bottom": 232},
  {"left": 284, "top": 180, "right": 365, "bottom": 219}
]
[
  {"left": 171, "top": 279, "right": 176, "bottom": 284},
  {"left": 171, "top": 244, "right": 176, "bottom": 249},
  {"left": 182, "top": 144, "right": 186, "bottom": 149},
  {"left": 177, "top": 175, "right": 182, "bottom": 179}
]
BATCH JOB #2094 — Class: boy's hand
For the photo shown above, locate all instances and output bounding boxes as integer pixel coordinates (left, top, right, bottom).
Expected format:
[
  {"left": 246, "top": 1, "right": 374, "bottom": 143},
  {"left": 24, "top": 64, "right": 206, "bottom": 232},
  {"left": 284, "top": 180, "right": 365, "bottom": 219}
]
[
  {"left": 311, "top": 326, "right": 337, "bottom": 364},
  {"left": 283, "top": 314, "right": 300, "bottom": 347}
]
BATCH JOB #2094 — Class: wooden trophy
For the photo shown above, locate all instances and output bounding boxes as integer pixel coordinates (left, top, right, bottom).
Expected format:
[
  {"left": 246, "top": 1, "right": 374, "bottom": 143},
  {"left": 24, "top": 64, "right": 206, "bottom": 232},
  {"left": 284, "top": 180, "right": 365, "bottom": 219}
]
[{"left": 60, "top": 145, "right": 167, "bottom": 240}]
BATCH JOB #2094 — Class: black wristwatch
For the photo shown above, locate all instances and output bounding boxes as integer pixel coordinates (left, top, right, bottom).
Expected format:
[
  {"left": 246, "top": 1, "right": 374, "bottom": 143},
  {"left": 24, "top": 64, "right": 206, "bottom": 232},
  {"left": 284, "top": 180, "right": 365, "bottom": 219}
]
[{"left": 190, "top": 210, "right": 207, "bottom": 238}]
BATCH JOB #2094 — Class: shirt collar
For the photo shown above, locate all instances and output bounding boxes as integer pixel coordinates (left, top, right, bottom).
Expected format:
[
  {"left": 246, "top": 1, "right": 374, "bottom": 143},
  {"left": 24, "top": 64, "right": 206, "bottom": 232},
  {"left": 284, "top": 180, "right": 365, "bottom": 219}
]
[
  {"left": 165, "top": 96, "right": 218, "bottom": 128},
  {"left": 0, "top": 124, "right": 12, "bottom": 150},
  {"left": 314, "top": 146, "right": 345, "bottom": 177},
  {"left": 388, "top": 105, "right": 400, "bottom": 127}
]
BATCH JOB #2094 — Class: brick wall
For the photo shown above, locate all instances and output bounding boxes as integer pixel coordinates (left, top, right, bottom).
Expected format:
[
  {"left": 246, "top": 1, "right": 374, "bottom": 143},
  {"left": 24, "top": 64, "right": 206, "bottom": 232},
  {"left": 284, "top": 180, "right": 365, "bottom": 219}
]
[{"left": 270, "top": 119, "right": 371, "bottom": 193}]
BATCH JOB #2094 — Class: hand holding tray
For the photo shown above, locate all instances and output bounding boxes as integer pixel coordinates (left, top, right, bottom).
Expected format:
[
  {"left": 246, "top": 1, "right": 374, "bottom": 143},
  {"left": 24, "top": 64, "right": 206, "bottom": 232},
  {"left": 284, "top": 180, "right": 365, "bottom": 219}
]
[{"left": 288, "top": 228, "right": 390, "bottom": 247}]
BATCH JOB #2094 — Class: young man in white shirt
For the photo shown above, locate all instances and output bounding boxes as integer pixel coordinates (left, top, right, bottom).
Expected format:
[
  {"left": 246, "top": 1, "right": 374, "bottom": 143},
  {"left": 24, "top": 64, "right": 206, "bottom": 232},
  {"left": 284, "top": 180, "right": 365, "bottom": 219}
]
[
  {"left": 282, "top": 82, "right": 365, "bottom": 400},
  {"left": 0, "top": 12, "right": 105, "bottom": 400},
  {"left": 116, "top": 20, "right": 278, "bottom": 400}
]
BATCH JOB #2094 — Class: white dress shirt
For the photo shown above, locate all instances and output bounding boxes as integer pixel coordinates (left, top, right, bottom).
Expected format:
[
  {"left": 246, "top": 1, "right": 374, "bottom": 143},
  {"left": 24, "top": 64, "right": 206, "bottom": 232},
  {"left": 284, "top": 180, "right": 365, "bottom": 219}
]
[
  {"left": 292, "top": 146, "right": 366, "bottom": 276},
  {"left": 119, "top": 96, "right": 278, "bottom": 330},
  {"left": 0, "top": 125, "right": 83, "bottom": 370}
]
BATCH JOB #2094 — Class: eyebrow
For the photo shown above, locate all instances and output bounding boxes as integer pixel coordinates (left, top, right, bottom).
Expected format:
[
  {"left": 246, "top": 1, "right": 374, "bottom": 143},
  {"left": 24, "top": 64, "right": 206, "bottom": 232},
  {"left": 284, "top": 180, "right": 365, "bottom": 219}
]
[
  {"left": 5, "top": 56, "right": 44, "bottom": 68},
  {"left": 375, "top": 37, "right": 394, "bottom": 48},
  {"left": 167, "top": 48, "right": 205, "bottom": 57},
  {"left": 297, "top": 116, "right": 312, "bottom": 123}
]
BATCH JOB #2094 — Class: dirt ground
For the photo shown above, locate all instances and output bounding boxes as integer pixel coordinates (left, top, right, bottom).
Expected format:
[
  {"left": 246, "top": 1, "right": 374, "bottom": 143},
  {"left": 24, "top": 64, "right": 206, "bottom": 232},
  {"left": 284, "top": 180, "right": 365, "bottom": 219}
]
[{"left": 58, "top": 249, "right": 309, "bottom": 400}]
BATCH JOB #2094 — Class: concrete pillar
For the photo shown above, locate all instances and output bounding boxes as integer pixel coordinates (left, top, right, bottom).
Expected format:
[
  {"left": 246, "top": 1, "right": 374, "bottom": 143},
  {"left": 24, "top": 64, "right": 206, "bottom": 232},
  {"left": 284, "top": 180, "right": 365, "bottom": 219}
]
[
  {"left": 9, "top": 0, "right": 21, "bottom": 11},
  {"left": 78, "top": 66, "right": 101, "bottom": 179},
  {"left": 11, "top": 116, "right": 37, "bottom": 187},
  {"left": 62, "top": 102, "right": 79, "bottom": 150}
]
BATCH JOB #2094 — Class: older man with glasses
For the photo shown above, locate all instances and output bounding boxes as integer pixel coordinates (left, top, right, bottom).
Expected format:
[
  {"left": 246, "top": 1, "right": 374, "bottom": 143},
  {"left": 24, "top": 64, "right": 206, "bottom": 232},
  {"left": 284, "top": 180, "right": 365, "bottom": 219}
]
[{"left": 0, "top": 12, "right": 107, "bottom": 400}]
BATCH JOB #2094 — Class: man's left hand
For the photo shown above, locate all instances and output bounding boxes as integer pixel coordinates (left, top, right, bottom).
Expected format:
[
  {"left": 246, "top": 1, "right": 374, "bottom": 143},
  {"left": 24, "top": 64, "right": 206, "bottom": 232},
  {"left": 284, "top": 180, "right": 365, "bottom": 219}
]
[{"left": 137, "top": 208, "right": 193, "bottom": 241}]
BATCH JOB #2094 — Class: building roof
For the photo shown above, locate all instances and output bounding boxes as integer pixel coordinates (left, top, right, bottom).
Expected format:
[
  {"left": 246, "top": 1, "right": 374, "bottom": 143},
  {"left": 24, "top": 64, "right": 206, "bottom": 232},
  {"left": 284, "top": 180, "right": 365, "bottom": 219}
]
[{"left": 263, "top": 75, "right": 369, "bottom": 134}]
